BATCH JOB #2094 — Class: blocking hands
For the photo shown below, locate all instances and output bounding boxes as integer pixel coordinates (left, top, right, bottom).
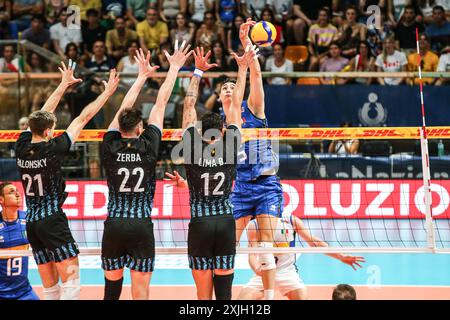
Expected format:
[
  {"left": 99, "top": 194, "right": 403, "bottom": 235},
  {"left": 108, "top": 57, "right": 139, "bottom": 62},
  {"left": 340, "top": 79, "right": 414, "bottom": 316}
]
[
  {"left": 231, "top": 44, "right": 259, "bottom": 69},
  {"left": 102, "top": 69, "right": 120, "bottom": 97},
  {"left": 193, "top": 47, "right": 218, "bottom": 71},
  {"left": 164, "top": 39, "right": 193, "bottom": 70},
  {"left": 135, "top": 48, "right": 160, "bottom": 78},
  {"left": 58, "top": 59, "right": 83, "bottom": 88}
]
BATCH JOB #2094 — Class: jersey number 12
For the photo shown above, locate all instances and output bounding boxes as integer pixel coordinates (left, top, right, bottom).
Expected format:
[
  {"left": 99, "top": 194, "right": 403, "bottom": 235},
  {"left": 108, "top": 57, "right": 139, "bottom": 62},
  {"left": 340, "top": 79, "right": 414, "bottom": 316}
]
[{"left": 201, "top": 172, "right": 225, "bottom": 196}]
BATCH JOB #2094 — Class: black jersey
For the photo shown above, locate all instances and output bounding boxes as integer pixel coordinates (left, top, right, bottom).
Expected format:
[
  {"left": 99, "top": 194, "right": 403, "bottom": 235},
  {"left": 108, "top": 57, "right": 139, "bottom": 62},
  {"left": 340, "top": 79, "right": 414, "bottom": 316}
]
[
  {"left": 15, "top": 131, "right": 72, "bottom": 222},
  {"left": 101, "top": 125, "right": 161, "bottom": 219},
  {"left": 183, "top": 125, "right": 241, "bottom": 219}
]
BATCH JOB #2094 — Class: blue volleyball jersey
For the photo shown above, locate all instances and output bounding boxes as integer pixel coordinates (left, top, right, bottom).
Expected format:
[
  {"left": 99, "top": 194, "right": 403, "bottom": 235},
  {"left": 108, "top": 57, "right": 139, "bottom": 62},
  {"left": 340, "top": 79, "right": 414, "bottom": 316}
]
[
  {"left": 0, "top": 210, "right": 34, "bottom": 299},
  {"left": 234, "top": 101, "right": 279, "bottom": 181}
]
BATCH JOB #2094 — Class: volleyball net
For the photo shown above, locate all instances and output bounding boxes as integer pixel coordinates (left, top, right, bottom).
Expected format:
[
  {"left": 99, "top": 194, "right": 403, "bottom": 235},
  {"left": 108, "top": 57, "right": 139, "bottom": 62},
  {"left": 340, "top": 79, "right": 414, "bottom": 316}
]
[{"left": 1, "top": 126, "right": 450, "bottom": 257}]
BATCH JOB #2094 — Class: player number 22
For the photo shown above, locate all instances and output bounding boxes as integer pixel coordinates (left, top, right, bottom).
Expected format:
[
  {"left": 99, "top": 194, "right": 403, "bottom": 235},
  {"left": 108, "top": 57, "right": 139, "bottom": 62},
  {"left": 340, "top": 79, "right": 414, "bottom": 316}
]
[
  {"left": 201, "top": 172, "right": 225, "bottom": 196},
  {"left": 118, "top": 167, "right": 145, "bottom": 192},
  {"left": 6, "top": 257, "right": 22, "bottom": 276}
]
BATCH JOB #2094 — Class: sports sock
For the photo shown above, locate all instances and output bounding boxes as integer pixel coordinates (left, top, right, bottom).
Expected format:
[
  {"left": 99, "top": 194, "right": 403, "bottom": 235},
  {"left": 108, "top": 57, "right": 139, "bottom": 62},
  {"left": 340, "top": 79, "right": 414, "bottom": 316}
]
[
  {"left": 213, "top": 273, "right": 234, "bottom": 300},
  {"left": 104, "top": 277, "right": 123, "bottom": 300}
]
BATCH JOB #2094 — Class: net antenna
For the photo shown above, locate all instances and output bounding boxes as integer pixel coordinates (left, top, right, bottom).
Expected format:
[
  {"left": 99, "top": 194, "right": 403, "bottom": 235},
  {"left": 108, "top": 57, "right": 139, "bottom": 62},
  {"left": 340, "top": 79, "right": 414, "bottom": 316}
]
[{"left": 416, "top": 28, "right": 436, "bottom": 250}]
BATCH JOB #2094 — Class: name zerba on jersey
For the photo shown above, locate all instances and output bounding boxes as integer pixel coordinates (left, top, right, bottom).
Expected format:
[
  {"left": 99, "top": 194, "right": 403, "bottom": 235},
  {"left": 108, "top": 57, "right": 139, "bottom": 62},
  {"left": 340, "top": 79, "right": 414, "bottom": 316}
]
[
  {"left": 116, "top": 153, "right": 142, "bottom": 162},
  {"left": 198, "top": 157, "right": 224, "bottom": 167},
  {"left": 16, "top": 158, "right": 47, "bottom": 168}
]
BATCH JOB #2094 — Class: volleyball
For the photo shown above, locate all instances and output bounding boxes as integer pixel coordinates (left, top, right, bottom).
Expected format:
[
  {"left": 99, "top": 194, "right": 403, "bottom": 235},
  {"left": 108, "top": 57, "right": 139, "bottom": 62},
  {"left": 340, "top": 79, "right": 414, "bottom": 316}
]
[{"left": 250, "top": 21, "right": 277, "bottom": 47}]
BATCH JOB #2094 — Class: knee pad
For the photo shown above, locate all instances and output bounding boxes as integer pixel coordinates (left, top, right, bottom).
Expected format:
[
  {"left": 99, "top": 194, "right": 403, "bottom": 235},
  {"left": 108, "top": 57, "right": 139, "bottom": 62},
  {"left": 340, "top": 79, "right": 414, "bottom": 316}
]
[
  {"left": 60, "top": 278, "right": 80, "bottom": 300},
  {"left": 258, "top": 242, "right": 276, "bottom": 271},
  {"left": 43, "top": 283, "right": 61, "bottom": 300}
]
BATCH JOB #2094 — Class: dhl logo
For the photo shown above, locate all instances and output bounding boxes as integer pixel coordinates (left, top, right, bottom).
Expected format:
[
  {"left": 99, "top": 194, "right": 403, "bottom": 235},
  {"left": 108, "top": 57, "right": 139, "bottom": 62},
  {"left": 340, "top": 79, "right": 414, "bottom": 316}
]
[{"left": 2, "top": 127, "right": 450, "bottom": 142}]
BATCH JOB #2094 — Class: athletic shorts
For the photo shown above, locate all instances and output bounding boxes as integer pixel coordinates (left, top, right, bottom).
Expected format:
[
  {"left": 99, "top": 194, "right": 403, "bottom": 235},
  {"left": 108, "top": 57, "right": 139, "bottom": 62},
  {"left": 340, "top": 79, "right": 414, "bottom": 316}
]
[
  {"left": 0, "top": 286, "right": 40, "bottom": 300},
  {"left": 244, "top": 265, "right": 305, "bottom": 296},
  {"left": 188, "top": 215, "right": 236, "bottom": 270},
  {"left": 232, "top": 175, "right": 284, "bottom": 219},
  {"left": 26, "top": 213, "right": 79, "bottom": 265},
  {"left": 101, "top": 217, "right": 155, "bottom": 272},
  {"left": 17, "top": 287, "right": 40, "bottom": 300}
]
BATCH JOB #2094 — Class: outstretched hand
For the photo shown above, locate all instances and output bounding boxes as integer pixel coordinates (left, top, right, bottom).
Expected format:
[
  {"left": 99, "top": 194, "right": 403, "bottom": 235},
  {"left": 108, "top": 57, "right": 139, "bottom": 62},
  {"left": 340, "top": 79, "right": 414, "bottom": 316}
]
[
  {"left": 165, "top": 39, "right": 193, "bottom": 70},
  {"left": 239, "top": 18, "right": 256, "bottom": 44},
  {"left": 58, "top": 59, "right": 83, "bottom": 87},
  {"left": 135, "top": 48, "right": 160, "bottom": 78},
  {"left": 231, "top": 44, "right": 258, "bottom": 68},
  {"left": 102, "top": 69, "right": 120, "bottom": 97},
  {"left": 165, "top": 170, "right": 188, "bottom": 188},
  {"left": 193, "top": 47, "right": 218, "bottom": 71},
  {"left": 340, "top": 255, "right": 365, "bottom": 270}
]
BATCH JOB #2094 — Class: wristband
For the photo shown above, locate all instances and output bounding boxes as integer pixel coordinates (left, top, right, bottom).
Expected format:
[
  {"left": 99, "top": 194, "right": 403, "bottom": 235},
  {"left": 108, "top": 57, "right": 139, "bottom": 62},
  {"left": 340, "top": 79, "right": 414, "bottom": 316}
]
[{"left": 193, "top": 68, "right": 204, "bottom": 78}]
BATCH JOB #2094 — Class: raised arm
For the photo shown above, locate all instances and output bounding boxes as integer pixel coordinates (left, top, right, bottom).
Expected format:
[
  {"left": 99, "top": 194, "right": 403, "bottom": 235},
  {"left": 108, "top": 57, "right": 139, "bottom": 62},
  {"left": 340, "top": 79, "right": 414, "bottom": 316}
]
[
  {"left": 41, "top": 60, "right": 82, "bottom": 113},
  {"left": 148, "top": 40, "right": 193, "bottom": 129},
  {"left": 108, "top": 49, "right": 159, "bottom": 130},
  {"left": 239, "top": 18, "right": 265, "bottom": 119},
  {"left": 292, "top": 216, "right": 365, "bottom": 270},
  {"left": 66, "top": 70, "right": 120, "bottom": 142},
  {"left": 182, "top": 47, "right": 218, "bottom": 129},
  {"left": 228, "top": 45, "right": 256, "bottom": 128}
]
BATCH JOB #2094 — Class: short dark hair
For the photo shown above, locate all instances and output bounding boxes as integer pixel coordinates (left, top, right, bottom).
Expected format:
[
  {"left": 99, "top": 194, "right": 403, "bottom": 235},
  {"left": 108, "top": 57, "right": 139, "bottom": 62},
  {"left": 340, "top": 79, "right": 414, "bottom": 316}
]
[
  {"left": 221, "top": 78, "right": 236, "bottom": 89},
  {"left": 28, "top": 110, "right": 57, "bottom": 136},
  {"left": 31, "top": 14, "right": 45, "bottom": 23},
  {"left": 200, "top": 112, "right": 223, "bottom": 137},
  {"left": 404, "top": 4, "right": 416, "bottom": 12},
  {"left": 0, "top": 182, "right": 13, "bottom": 197},
  {"left": 433, "top": 5, "right": 445, "bottom": 13},
  {"left": 118, "top": 108, "right": 143, "bottom": 133},
  {"left": 332, "top": 284, "right": 357, "bottom": 300},
  {"left": 86, "top": 8, "right": 99, "bottom": 17}
]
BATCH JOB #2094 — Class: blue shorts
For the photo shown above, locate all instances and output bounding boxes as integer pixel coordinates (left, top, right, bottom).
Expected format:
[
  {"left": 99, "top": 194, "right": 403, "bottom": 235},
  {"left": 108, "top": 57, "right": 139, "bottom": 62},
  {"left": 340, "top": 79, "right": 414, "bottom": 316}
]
[
  {"left": 232, "top": 175, "right": 284, "bottom": 219},
  {"left": 18, "top": 287, "right": 39, "bottom": 300}
]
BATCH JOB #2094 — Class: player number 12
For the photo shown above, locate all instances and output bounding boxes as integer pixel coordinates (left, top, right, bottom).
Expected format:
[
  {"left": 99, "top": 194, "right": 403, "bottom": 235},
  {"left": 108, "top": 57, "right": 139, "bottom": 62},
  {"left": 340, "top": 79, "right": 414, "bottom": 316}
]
[{"left": 201, "top": 172, "right": 225, "bottom": 196}]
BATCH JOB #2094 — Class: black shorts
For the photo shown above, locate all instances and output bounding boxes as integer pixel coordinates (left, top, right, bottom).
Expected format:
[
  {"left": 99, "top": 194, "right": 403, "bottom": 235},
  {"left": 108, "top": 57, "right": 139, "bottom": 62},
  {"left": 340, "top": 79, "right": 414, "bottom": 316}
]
[
  {"left": 26, "top": 212, "right": 79, "bottom": 265},
  {"left": 101, "top": 217, "right": 155, "bottom": 272},
  {"left": 188, "top": 214, "right": 236, "bottom": 270}
]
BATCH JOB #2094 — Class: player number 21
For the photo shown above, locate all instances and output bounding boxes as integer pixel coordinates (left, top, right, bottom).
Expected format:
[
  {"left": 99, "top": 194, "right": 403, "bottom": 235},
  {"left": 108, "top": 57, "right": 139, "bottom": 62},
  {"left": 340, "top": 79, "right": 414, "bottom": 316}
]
[
  {"left": 6, "top": 257, "right": 22, "bottom": 276},
  {"left": 22, "top": 174, "right": 43, "bottom": 197},
  {"left": 201, "top": 172, "right": 225, "bottom": 196}
]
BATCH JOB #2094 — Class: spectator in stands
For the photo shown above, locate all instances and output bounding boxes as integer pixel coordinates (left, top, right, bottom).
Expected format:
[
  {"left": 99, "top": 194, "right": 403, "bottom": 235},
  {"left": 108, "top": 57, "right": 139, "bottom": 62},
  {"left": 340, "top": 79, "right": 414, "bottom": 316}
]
[
  {"left": 375, "top": 35, "right": 408, "bottom": 85},
  {"left": 65, "top": 42, "right": 84, "bottom": 65},
  {"left": 359, "top": 0, "right": 387, "bottom": 24},
  {"left": 10, "top": 0, "right": 43, "bottom": 36},
  {"left": 26, "top": 52, "right": 56, "bottom": 111},
  {"left": 117, "top": 39, "right": 140, "bottom": 85},
  {"left": 332, "top": 284, "right": 357, "bottom": 300},
  {"left": 102, "top": 0, "right": 127, "bottom": 23},
  {"left": 227, "top": 13, "right": 245, "bottom": 53},
  {"left": 170, "top": 13, "right": 195, "bottom": 45},
  {"left": 346, "top": 40, "right": 376, "bottom": 84},
  {"left": 89, "top": 159, "right": 102, "bottom": 178},
  {"left": 395, "top": 5, "right": 425, "bottom": 55},
  {"left": 417, "top": 0, "right": 450, "bottom": 24},
  {"left": 69, "top": 0, "right": 101, "bottom": 22},
  {"left": 215, "top": 0, "right": 239, "bottom": 27},
  {"left": 265, "top": 43, "right": 293, "bottom": 85},
  {"left": 204, "top": 74, "right": 227, "bottom": 114},
  {"left": 85, "top": 40, "right": 116, "bottom": 71},
  {"left": 81, "top": 9, "right": 107, "bottom": 55},
  {"left": 332, "top": 0, "right": 359, "bottom": 25},
  {"left": 366, "top": 12, "right": 393, "bottom": 58},
  {"left": 292, "top": 0, "right": 333, "bottom": 44},
  {"left": 408, "top": 33, "right": 439, "bottom": 84},
  {"left": 271, "top": 0, "right": 297, "bottom": 45},
  {"left": 158, "top": 0, "right": 187, "bottom": 26},
  {"left": 137, "top": 7, "right": 169, "bottom": 52},
  {"left": 21, "top": 14, "right": 51, "bottom": 49},
  {"left": 320, "top": 41, "right": 349, "bottom": 84},
  {"left": 241, "top": 0, "right": 271, "bottom": 20},
  {"left": 328, "top": 122, "right": 360, "bottom": 154},
  {"left": 18, "top": 116, "right": 29, "bottom": 130},
  {"left": 308, "top": 7, "right": 339, "bottom": 71},
  {"left": 25, "top": 51, "right": 46, "bottom": 72},
  {"left": 126, "top": 0, "right": 154, "bottom": 27},
  {"left": 338, "top": 6, "right": 367, "bottom": 59},
  {"left": 195, "top": 11, "right": 225, "bottom": 51},
  {"left": 387, "top": 0, "right": 417, "bottom": 28},
  {"left": 44, "top": 0, "right": 67, "bottom": 25},
  {"left": 426, "top": 5, "right": 450, "bottom": 53},
  {"left": 0, "top": 44, "right": 19, "bottom": 73},
  {"left": 50, "top": 7, "right": 82, "bottom": 58},
  {"left": 0, "top": 0, "right": 12, "bottom": 39},
  {"left": 106, "top": 15, "right": 138, "bottom": 62},
  {"left": 189, "top": 0, "right": 213, "bottom": 25},
  {"left": 436, "top": 45, "right": 450, "bottom": 85},
  {"left": 210, "top": 40, "right": 230, "bottom": 73}
]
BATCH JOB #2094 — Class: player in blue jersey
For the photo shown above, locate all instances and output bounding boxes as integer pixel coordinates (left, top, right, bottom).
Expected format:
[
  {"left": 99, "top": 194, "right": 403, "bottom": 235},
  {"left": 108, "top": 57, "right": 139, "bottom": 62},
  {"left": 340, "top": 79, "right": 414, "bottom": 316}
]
[
  {"left": 237, "top": 215, "right": 365, "bottom": 300},
  {"left": 220, "top": 18, "right": 282, "bottom": 300},
  {"left": 15, "top": 61, "right": 120, "bottom": 300},
  {"left": 101, "top": 42, "right": 192, "bottom": 300},
  {"left": 0, "top": 182, "right": 39, "bottom": 300}
]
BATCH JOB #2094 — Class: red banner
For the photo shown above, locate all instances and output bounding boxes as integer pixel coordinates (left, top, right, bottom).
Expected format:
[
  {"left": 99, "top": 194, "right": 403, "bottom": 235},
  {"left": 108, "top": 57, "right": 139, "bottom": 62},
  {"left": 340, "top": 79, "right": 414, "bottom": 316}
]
[{"left": 11, "top": 180, "right": 450, "bottom": 219}]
